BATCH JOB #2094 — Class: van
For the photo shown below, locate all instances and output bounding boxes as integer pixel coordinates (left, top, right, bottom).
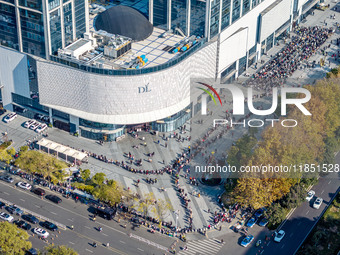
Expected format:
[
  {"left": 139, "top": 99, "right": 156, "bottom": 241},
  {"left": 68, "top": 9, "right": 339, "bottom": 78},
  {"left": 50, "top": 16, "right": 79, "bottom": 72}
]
[{"left": 33, "top": 188, "right": 45, "bottom": 196}]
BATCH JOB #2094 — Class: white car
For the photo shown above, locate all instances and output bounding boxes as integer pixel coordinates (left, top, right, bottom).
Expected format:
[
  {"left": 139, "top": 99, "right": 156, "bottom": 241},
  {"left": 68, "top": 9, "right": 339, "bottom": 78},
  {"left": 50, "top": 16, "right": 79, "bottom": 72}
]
[
  {"left": 313, "top": 197, "right": 323, "bottom": 209},
  {"left": 29, "top": 122, "right": 40, "bottom": 130},
  {"left": 306, "top": 190, "right": 315, "bottom": 201},
  {"left": 274, "top": 230, "right": 285, "bottom": 242},
  {"left": 4, "top": 113, "right": 17, "bottom": 123},
  {"left": 33, "top": 228, "right": 49, "bottom": 238},
  {"left": 0, "top": 212, "right": 14, "bottom": 222},
  {"left": 17, "top": 182, "right": 32, "bottom": 190},
  {"left": 24, "top": 119, "right": 36, "bottom": 128},
  {"left": 35, "top": 123, "right": 47, "bottom": 133}
]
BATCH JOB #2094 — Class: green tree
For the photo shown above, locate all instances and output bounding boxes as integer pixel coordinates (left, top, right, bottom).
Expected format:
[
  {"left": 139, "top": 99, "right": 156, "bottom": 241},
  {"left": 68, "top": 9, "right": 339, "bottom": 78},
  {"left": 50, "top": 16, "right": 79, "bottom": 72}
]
[
  {"left": 0, "top": 222, "right": 32, "bottom": 255},
  {"left": 92, "top": 180, "right": 123, "bottom": 205},
  {"left": 44, "top": 244, "right": 78, "bottom": 255},
  {"left": 91, "top": 173, "right": 106, "bottom": 186},
  {"left": 80, "top": 169, "right": 91, "bottom": 182},
  {"left": 133, "top": 193, "right": 156, "bottom": 219},
  {"left": 151, "top": 199, "right": 173, "bottom": 223},
  {"left": 265, "top": 203, "right": 287, "bottom": 227},
  {"left": 19, "top": 146, "right": 29, "bottom": 153}
]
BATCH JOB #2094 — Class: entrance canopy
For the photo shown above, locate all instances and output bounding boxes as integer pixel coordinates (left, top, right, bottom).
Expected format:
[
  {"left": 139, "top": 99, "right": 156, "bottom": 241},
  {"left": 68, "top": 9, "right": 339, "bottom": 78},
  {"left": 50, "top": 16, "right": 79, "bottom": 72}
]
[{"left": 36, "top": 138, "right": 88, "bottom": 162}]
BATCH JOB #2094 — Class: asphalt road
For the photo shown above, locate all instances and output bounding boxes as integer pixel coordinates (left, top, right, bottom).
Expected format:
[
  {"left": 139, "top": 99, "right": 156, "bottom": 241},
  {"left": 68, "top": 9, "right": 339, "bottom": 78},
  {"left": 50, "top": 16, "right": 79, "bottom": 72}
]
[
  {"left": 0, "top": 175, "right": 176, "bottom": 255},
  {"left": 217, "top": 152, "right": 340, "bottom": 255}
]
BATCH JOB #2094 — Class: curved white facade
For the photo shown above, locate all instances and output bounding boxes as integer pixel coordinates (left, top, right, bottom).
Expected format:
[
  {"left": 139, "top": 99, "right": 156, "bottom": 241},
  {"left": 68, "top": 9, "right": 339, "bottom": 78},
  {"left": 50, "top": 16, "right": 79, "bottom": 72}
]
[{"left": 37, "top": 42, "right": 217, "bottom": 124}]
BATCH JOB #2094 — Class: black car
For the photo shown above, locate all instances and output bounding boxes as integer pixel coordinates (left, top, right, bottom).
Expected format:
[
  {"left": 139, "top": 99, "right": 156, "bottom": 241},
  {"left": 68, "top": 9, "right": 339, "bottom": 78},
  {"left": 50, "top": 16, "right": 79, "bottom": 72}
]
[
  {"left": 46, "top": 195, "right": 62, "bottom": 204},
  {"left": 26, "top": 248, "right": 38, "bottom": 255},
  {"left": 0, "top": 201, "right": 5, "bottom": 209},
  {"left": 41, "top": 221, "right": 58, "bottom": 231},
  {"left": 22, "top": 214, "right": 39, "bottom": 224},
  {"left": 7, "top": 205, "right": 24, "bottom": 215},
  {"left": 0, "top": 175, "right": 14, "bottom": 183},
  {"left": 15, "top": 220, "right": 32, "bottom": 230}
]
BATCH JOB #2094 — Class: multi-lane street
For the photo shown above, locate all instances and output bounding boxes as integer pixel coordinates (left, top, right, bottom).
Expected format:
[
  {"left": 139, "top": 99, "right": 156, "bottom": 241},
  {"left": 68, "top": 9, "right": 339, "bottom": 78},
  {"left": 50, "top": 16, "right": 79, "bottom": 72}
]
[{"left": 0, "top": 174, "right": 176, "bottom": 255}]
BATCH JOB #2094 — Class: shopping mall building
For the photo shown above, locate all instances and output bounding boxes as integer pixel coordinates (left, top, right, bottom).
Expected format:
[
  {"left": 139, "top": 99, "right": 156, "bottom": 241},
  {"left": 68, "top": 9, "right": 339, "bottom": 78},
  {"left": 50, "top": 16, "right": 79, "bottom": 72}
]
[{"left": 0, "top": 0, "right": 319, "bottom": 141}]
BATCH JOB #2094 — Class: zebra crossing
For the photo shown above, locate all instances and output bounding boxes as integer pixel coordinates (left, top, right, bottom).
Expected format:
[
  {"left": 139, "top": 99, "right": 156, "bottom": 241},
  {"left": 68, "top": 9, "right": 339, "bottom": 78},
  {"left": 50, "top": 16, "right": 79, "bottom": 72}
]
[{"left": 178, "top": 238, "right": 224, "bottom": 255}]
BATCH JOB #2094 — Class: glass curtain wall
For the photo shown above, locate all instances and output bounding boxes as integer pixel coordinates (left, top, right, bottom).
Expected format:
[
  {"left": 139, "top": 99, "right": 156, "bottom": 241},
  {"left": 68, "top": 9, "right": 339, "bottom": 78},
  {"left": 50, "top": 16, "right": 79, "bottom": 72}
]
[
  {"left": 49, "top": 8, "right": 62, "bottom": 55},
  {"left": 171, "top": 0, "right": 187, "bottom": 35},
  {"left": 153, "top": 0, "right": 168, "bottom": 28},
  {"left": 0, "top": 3, "right": 18, "bottom": 49},
  {"left": 190, "top": 0, "right": 205, "bottom": 37},
  {"left": 221, "top": 0, "right": 231, "bottom": 30},
  {"left": 210, "top": 0, "right": 220, "bottom": 38},
  {"left": 242, "top": 0, "right": 250, "bottom": 15},
  {"left": 63, "top": 2, "right": 73, "bottom": 46},
  {"left": 20, "top": 9, "right": 45, "bottom": 57},
  {"left": 74, "top": 0, "right": 86, "bottom": 38},
  {"left": 232, "top": 0, "right": 240, "bottom": 23}
]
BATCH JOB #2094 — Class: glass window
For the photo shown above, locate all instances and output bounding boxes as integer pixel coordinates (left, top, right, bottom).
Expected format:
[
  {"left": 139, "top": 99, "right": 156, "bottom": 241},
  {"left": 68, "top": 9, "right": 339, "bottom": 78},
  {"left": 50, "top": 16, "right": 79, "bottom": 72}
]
[
  {"left": 63, "top": 2, "right": 73, "bottom": 46},
  {"left": 242, "top": 0, "right": 250, "bottom": 15},
  {"left": 74, "top": 0, "right": 86, "bottom": 38},
  {"left": 252, "top": 0, "right": 260, "bottom": 8},
  {"left": 190, "top": 0, "right": 205, "bottom": 37},
  {"left": 19, "top": 0, "right": 42, "bottom": 12},
  {"left": 210, "top": 0, "right": 220, "bottom": 39},
  {"left": 153, "top": 0, "right": 167, "bottom": 28},
  {"left": 171, "top": 0, "right": 187, "bottom": 35},
  {"left": 232, "top": 0, "right": 240, "bottom": 23},
  {"left": 0, "top": 3, "right": 18, "bottom": 50},
  {"left": 221, "top": 0, "right": 231, "bottom": 30},
  {"left": 20, "top": 8, "right": 45, "bottom": 58},
  {"left": 50, "top": 8, "right": 62, "bottom": 54},
  {"left": 48, "top": 0, "right": 59, "bottom": 10},
  {"left": 238, "top": 55, "right": 247, "bottom": 75}
]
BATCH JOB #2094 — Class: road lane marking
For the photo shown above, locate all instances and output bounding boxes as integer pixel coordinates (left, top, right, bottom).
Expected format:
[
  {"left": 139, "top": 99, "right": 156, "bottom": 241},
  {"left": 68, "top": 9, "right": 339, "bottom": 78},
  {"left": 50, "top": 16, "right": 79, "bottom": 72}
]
[
  {"left": 20, "top": 199, "right": 25, "bottom": 202},
  {"left": 69, "top": 242, "right": 75, "bottom": 245},
  {"left": 50, "top": 212, "right": 57, "bottom": 215},
  {"left": 34, "top": 205, "right": 40, "bottom": 208},
  {"left": 4, "top": 192, "right": 10, "bottom": 195},
  {"left": 281, "top": 244, "right": 285, "bottom": 249},
  {"left": 267, "top": 241, "right": 271, "bottom": 246},
  {"left": 321, "top": 190, "right": 324, "bottom": 194},
  {"left": 67, "top": 219, "right": 74, "bottom": 222},
  {"left": 306, "top": 210, "right": 309, "bottom": 215},
  {"left": 85, "top": 226, "right": 91, "bottom": 229},
  {"left": 328, "top": 180, "right": 332, "bottom": 184},
  {"left": 85, "top": 249, "right": 93, "bottom": 253},
  {"left": 119, "top": 241, "right": 126, "bottom": 244},
  {"left": 289, "top": 233, "right": 294, "bottom": 237},
  {"left": 102, "top": 233, "right": 108, "bottom": 236},
  {"left": 137, "top": 248, "right": 144, "bottom": 252}
]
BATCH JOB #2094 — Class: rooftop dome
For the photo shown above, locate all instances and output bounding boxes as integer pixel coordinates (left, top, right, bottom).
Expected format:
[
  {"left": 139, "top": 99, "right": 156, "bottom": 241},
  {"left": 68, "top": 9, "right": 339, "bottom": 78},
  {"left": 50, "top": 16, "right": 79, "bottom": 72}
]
[{"left": 95, "top": 6, "right": 153, "bottom": 41}]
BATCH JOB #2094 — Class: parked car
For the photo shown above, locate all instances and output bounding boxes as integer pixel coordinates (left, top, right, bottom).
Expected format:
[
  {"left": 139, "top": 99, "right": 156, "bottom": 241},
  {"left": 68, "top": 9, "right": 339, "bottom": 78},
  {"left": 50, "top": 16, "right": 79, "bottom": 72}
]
[
  {"left": 259, "top": 217, "right": 269, "bottom": 227},
  {"left": 41, "top": 221, "right": 58, "bottom": 231},
  {"left": 3, "top": 113, "right": 17, "bottom": 123},
  {"left": 35, "top": 123, "right": 47, "bottom": 133},
  {"left": 254, "top": 208, "right": 265, "bottom": 218},
  {"left": 241, "top": 234, "right": 254, "bottom": 247},
  {"left": 26, "top": 248, "right": 38, "bottom": 255},
  {"left": 17, "top": 182, "right": 32, "bottom": 190},
  {"left": 24, "top": 119, "right": 36, "bottom": 128},
  {"left": 32, "top": 188, "right": 45, "bottom": 196},
  {"left": 0, "top": 175, "right": 14, "bottom": 183},
  {"left": 246, "top": 216, "right": 257, "bottom": 228},
  {"left": 33, "top": 228, "right": 49, "bottom": 238},
  {"left": 29, "top": 122, "right": 40, "bottom": 130},
  {"left": 274, "top": 230, "right": 285, "bottom": 242},
  {"left": 45, "top": 195, "right": 62, "bottom": 204},
  {"left": 306, "top": 190, "right": 315, "bottom": 201},
  {"left": 22, "top": 214, "right": 39, "bottom": 224},
  {"left": 0, "top": 212, "right": 14, "bottom": 222},
  {"left": 0, "top": 108, "right": 7, "bottom": 116},
  {"left": 313, "top": 197, "right": 323, "bottom": 209},
  {"left": 0, "top": 202, "right": 5, "bottom": 209},
  {"left": 15, "top": 220, "right": 31, "bottom": 230},
  {"left": 6, "top": 205, "right": 23, "bottom": 215}
]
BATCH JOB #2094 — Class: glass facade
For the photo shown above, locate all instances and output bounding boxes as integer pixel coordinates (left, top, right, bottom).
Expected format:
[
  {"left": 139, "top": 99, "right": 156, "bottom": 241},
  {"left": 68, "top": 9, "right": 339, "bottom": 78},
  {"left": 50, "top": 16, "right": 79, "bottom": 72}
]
[
  {"left": 63, "top": 2, "right": 73, "bottom": 46},
  {"left": 242, "top": 0, "right": 250, "bottom": 15},
  {"left": 79, "top": 119, "right": 125, "bottom": 141},
  {"left": 238, "top": 55, "right": 247, "bottom": 75},
  {"left": 153, "top": 0, "right": 167, "bottom": 27},
  {"left": 20, "top": 9, "right": 45, "bottom": 58},
  {"left": 74, "top": 0, "right": 86, "bottom": 38},
  {"left": 2, "top": 0, "right": 15, "bottom": 4},
  {"left": 19, "top": 0, "right": 42, "bottom": 12},
  {"left": 0, "top": 3, "right": 18, "bottom": 49},
  {"left": 152, "top": 109, "right": 191, "bottom": 132},
  {"left": 221, "top": 0, "right": 231, "bottom": 30},
  {"left": 252, "top": 0, "right": 261, "bottom": 8},
  {"left": 48, "top": 0, "right": 60, "bottom": 11},
  {"left": 232, "top": 0, "right": 240, "bottom": 23},
  {"left": 12, "top": 93, "right": 49, "bottom": 113},
  {"left": 210, "top": 0, "right": 220, "bottom": 39},
  {"left": 190, "top": 0, "right": 205, "bottom": 37},
  {"left": 171, "top": 0, "right": 187, "bottom": 35},
  {"left": 50, "top": 8, "right": 62, "bottom": 55}
]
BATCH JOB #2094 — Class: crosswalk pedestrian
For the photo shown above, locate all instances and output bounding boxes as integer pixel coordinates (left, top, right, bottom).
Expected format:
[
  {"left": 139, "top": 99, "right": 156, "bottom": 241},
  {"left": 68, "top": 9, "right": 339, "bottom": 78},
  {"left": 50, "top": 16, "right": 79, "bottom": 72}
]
[{"left": 178, "top": 238, "right": 224, "bottom": 255}]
